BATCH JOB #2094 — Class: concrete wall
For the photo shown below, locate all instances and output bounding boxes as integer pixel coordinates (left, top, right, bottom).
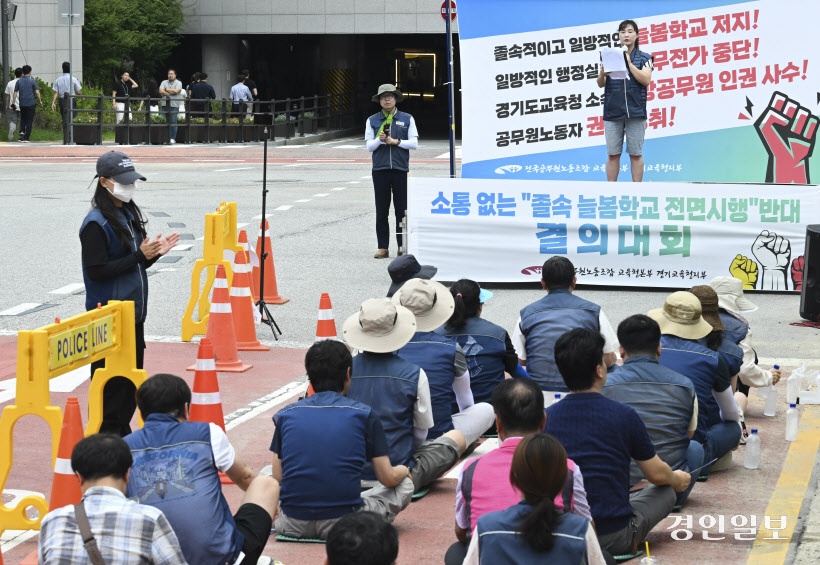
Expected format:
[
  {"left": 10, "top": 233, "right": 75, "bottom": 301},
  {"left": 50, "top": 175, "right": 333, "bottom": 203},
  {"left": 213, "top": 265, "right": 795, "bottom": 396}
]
[
  {"left": 201, "top": 34, "right": 238, "bottom": 99},
  {"left": 181, "top": 0, "right": 459, "bottom": 35},
  {"left": 2, "top": 0, "right": 83, "bottom": 84}
]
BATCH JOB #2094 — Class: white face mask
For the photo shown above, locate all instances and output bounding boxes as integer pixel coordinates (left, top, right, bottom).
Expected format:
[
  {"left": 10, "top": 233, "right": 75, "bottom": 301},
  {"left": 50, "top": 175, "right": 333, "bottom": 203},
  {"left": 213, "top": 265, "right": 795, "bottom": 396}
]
[{"left": 112, "top": 182, "right": 136, "bottom": 203}]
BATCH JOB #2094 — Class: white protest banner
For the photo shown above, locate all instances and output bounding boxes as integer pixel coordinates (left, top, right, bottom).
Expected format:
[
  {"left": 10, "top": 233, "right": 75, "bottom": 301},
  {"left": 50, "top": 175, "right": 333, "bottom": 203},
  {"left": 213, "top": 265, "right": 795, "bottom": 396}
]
[{"left": 407, "top": 177, "right": 819, "bottom": 290}]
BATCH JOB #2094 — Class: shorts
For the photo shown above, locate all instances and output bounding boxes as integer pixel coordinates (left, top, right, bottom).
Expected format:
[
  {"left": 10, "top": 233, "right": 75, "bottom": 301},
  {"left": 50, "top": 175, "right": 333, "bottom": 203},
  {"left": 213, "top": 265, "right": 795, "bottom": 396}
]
[
  {"left": 410, "top": 436, "right": 460, "bottom": 492},
  {"left": 233, "top": 502, "right": 273, "bottom": 564},
  {"left": 605, "top": 118, "right": 646, "bottom": 156}
]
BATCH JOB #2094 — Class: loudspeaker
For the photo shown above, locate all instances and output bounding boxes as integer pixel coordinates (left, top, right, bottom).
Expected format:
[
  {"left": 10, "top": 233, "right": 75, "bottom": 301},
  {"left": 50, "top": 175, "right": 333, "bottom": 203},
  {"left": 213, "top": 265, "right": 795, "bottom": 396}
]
[{"left": 800, "top": 224, "right": 820, "bottom": 321}]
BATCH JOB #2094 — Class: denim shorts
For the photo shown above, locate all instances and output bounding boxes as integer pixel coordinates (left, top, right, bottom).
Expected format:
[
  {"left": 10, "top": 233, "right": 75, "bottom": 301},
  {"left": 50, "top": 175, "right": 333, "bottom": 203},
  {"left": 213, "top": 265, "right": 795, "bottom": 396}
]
[{"left": 604, "top": 118, "right": 646, "bottom": 156}]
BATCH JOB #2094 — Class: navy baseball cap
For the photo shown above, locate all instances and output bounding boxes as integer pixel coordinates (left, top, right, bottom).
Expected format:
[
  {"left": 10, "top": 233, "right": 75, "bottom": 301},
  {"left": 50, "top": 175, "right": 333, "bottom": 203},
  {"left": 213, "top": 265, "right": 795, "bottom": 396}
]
[
  {"left": 387, "top": 254, "right": 437, "bottom": 298},
  {"left": 94, "top": 151, "right": 146, "bottom": 185}
]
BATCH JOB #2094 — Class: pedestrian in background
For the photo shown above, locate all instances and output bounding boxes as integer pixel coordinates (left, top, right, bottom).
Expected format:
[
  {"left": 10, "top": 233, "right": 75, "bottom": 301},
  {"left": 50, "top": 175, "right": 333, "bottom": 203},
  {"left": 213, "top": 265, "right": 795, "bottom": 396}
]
[
  {"left": 52, "top": 62, "right": 82, "bottom": 129},
  {"left": 159, "top": 69, "right": 183, "bottom": 143},
  {"left": 4, "top": 67, "right": 22, "bottom": 141},
  {"left": 229, "top": 74, "right": 253, "bottom": 118},
  {"left": 189, "top": 73, "right": 215, "bottom": 115},
  {"left": 241, "top": 69, "right": 257, "bottom": 118},
  {"left": 13, "top": 65, "right": 43, "bottom": 142},
  {"left": 112, "top": 71, "right": 138, "bottom": 123}
]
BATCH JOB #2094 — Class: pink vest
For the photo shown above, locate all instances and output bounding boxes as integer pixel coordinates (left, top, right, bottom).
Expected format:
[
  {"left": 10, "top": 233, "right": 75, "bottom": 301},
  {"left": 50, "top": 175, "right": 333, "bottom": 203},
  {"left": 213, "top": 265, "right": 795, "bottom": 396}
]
[{"left": 461, "top": 436, "right": 576, "bottom": 532}]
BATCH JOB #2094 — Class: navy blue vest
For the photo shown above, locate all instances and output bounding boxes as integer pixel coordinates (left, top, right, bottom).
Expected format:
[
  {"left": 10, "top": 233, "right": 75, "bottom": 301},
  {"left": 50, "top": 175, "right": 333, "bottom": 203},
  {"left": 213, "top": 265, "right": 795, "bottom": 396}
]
[
  {"left": 437, "top": 317, "right": 507, "bottom": 405},
  {"left": 124, "top": 414, "right": 241, "bottom": 565},
  {"left": 698, "top": 335, "right": 743, "bottom": 377},
  {"left": 603, "top": 356, "right": 696, "bottom": 484},
  {"left": 349, "top": 352, "right": 420, "bottom": 479},
  {"left": 273, "top": 392, "right": 373, "bottom": 519},
  {"left": 519, "top": 290, "right": 600, "bottom": 391},
  {"left": 80, "top": 207, "right": 148, "bottom": 323},
  {"left": 719, "top": 310, "right": 749, "bottom": 346},
  {"left": 603, "top": 48, "right": 653, "bottom": 121},
  {"left": 657, "top": 335, "right": 721, "bottom": 443},
  {"left": 397, "top": 331, "right": 457, "bottom": 439},
  {"left": 369, "top": 109, "right": 412, "bottom": 171},
  {"left": 477, "top": 502, "right": 589, "bottom": 563}
]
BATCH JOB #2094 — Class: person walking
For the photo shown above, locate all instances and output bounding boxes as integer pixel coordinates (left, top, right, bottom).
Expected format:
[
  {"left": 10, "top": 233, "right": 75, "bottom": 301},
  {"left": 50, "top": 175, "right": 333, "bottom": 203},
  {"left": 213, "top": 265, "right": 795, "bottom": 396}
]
[
  {"left": 80, "top": 151, "right": 179, "bottom": 436},
  {"left": 241, "top": 69, "right": 257, "bottom": 118},
  {"left": 112, "top": 71, "right": 138, "bottom": 123},
  {"left": 4, "top": 67, "right": 22, "bottom": 141},
  {"left": 51, "top": 62, "right": 82, "bottom": 134},
  {"left": 159, "top": 69, "right": 183, "bottom": 143},
  {"left": 13, "top": 65, "right": 43, "bottom": 142},
  {"left": 365, "top": 84, "right": 419, "bottom": 259},
  {"left": 229, "top": 74, "right": 253, "bottom": 118},
  {"left": 189, "top": 73, "right": 216, "bottom": 115}
]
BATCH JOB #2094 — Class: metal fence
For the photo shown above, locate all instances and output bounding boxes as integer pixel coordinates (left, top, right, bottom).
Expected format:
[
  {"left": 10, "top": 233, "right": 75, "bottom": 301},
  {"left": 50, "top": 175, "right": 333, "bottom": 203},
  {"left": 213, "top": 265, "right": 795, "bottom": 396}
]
[{"left": 58, "top": 91, "right": 357, "bottom": 145}]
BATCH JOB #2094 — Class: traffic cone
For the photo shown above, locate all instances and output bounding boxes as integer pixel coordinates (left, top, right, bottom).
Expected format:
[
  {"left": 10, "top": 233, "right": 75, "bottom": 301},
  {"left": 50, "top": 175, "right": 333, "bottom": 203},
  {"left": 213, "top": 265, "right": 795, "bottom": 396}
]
[
  {"left": 49, "top": 397, "right": 83, "bottom": 511},
  {"left": 231, "top": 247, "right": 270, "bottom": 351},
  {"left": 253, "top": 219, "right": 289, "bottom": 305},
  {"left": 315, "top": 293, "right": 337, "bottom": 341},
  {"left": 188, "top": 265, "right": 251, "bottom": 373},
  {"left": 236, "top": 229, "right": 258, "bottom": 302}
]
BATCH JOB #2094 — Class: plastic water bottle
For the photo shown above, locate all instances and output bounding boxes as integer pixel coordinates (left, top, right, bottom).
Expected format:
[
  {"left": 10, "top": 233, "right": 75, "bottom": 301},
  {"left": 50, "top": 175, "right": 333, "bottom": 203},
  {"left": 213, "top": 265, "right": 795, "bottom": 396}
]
[
  {"left": 552, "top": 393, "right": 562, "bottom": 406},
  {"left": 744, "top": 429, "right": 760, "bottom": 469},
  {"left": 786, "top": 404, "right": 799, "bottom": 441},
  {"left": 763, "top": 386, "right": 778, "bottom": 416}
]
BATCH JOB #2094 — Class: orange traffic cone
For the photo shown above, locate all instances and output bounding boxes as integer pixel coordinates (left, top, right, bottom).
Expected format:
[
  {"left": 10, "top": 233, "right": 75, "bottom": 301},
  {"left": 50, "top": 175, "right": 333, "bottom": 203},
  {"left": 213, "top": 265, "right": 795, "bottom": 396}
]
[
  {"left": 237, "top": 229, "right": 258, "bottom": 302},
  {"left": 231, "top": 247, "right": 269, "bottom": 351},
  {"left": 49, "top": 397, "right": 84, "bottom": 511},
  {"left": 189, "top": 265, "right": 251, "bottom": 372},
  {"left": 253, "top": 219, "right": 289, "bottom": 305},
  {"left": 315, "top": 293, "right": 337, "bottom": 341}
]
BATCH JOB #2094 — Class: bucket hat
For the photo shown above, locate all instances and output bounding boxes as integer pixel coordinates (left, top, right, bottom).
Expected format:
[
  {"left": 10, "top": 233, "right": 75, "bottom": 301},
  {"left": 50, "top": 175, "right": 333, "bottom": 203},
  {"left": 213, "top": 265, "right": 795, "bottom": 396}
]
[
  {"left": 343, "top": 298, "right": 416, "bottom": 353},
  {"left": 372, "top": 83, "right": 404, "bottom": 103},
  {"left": 387, "top": 255, "right": 437, "bottom": 298},
  {"left": 689, "top": 285, "right": 725, "bottom": 331},
  {"left": 391, "top": 278, "right": 454, "bottom": 332},
  {"left": 708, "top": 276, "right": 758, "bottom": 313},
  {"left": 648, "top": 291, "right": 713, "bottom": 340}
]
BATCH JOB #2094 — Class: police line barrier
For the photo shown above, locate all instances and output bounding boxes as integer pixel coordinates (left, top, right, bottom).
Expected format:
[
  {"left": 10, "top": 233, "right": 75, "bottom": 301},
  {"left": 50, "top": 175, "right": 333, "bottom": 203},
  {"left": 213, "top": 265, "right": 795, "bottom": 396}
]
[
  {"left": 0, "top": 300, "right": 146, "bottom": 534},
  {"left": 182, "top": 201, "right": 243, "bottom": 342}
]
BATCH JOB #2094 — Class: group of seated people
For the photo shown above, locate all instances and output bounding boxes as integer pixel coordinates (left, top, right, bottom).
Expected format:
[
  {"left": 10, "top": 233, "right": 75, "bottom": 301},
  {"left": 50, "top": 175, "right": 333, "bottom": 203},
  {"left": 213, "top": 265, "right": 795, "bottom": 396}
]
[{"left": 37, "top": 255, "right": 779, "bottom": 564}]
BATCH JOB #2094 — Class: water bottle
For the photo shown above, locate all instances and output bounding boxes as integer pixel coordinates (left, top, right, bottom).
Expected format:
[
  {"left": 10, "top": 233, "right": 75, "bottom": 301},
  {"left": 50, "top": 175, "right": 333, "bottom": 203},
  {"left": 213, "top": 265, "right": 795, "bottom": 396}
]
[
  {"left": 744, "top": 429, "right": 760, "bottom": 469},
  {"left": 786, "top": 404, "right": 799, "bottom": 441},
  {"left": 763, "top": 365, "right": 780, "bottom": 417},
  {"left": 552, "top": 393, "right": 562, "bottom": 406}
]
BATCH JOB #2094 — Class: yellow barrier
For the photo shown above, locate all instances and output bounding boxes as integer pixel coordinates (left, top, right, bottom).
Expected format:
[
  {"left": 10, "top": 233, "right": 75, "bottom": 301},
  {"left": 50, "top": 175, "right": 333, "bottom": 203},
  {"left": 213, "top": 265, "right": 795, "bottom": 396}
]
[
  {"left": 181, "top": 201, "right": 243, "bottom": 341},
  {"left": 0, "top": 300, "right": 146, "bottom": 534}
]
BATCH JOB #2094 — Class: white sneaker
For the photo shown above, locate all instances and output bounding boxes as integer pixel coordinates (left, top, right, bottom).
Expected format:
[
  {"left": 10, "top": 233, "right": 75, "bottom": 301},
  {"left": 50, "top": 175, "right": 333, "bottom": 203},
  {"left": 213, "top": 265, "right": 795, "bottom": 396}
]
[{"left": 170, "top": 139, "right": 176, "bottom": 144}]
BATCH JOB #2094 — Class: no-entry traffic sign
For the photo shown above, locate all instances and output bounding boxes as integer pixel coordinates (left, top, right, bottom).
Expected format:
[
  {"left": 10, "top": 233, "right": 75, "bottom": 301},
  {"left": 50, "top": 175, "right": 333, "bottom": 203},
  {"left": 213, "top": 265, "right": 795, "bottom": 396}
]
[{"left": 441, "top": 1, "right": 457, "bottom": 21}]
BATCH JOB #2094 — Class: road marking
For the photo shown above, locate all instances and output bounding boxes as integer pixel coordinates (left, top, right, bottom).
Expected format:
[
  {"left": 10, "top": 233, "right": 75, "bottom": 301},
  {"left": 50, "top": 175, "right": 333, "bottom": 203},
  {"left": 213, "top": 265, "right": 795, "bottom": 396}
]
[
  {"left": 0, "top": 489, "right": 46, "bottom": 554},
  {"left": 225, "top": 379, "right": 306, "bottom": 430},
  {"left": 360, "top": 175, "right": 371, "bottom": 179},
  {"left": 0, "top": 303, "right": 41, "bottom": 316},
  {"left": 253, "top": 214, "right": 273, "bottom": 219},
  {"left": 174, "top": 244, "right": 193, "bottom": 251},
  {"left": 444, "top": 438, "right": 501, "bottom": 479},
  {"left": 295, "top": 199, "right": 312, "bottom": 203},
  {"left": 313, "top": 193, "right": 329, "bottom": 197},
  {"left": 237, "top": 222, "right": 249, "bottom": 229},
  {"left": 331, "top": 187, "right": 346, "bottom": 191},
  {"left": 49, "top": 283, "right": 85, "bottom": 295},
  {"left": 747, "top": 405, "right": 820, "bottom": 565},
  {"left": 347, "top": 181, "right": 360, "bottom": 184},
  {"left": 0, "top": 366, "right": 90, "bottom": 402},
  {"left": 158, "top": 268, "right": 178, "bottom": 272},
  {"left": 214, "top": 167, "right": 254, "bottom": 172},
  {"left": 335, "top": 145, "right": 362, "bottom": 149},
  {"left": 274, "top": 205, "right": 293, "bottom": 211},
  {"left": 435, "top": 148, "right": 462, "bottom": 159}
]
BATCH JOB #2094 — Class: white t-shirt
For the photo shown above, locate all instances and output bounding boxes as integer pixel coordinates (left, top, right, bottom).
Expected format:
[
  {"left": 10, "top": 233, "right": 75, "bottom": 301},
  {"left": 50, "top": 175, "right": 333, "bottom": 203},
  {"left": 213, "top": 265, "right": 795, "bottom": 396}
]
[
  {"left": 413, "top": 369, "right": 435, "bottom": 430},
  {"left": 208, "top": 423, "right": 236, "bottom": 473},
  {"left": 5, "top": 79, "right": 18, "bottom": 107},
  {"left": 511, "top": 307, "right": 619, "bottom": 360}
]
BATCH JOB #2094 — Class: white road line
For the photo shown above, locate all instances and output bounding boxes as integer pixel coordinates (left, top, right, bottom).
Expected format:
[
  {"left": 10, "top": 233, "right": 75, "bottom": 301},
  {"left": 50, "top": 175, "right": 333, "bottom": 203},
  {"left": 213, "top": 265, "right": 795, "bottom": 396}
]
[
  {"left": 225, "top": 379, "right": 306, "bottom": 430},
  {"left": 360, "top": 175, "right": 371, "bottom": 179},
  {"left": 214, "top": 167, "right": 254, "bottom": 172},
  {"left": 294, "top": 199, "right": 312, "bottom": 203},
  {"left": 196, "top": 236, "right": 205, "bottom": 241},
  {"left": 0, "top": 366, "right": 90, "bottom": 402},
  {"left": 237, "top": 222, "right": 249, "bottom": 229},
  {"left": 49, "top": 283, "right": 85, "bottom": 295},
  {"left": 347, "top": 181, "right": 360, "bottom": 184},
  {"left": 174, "top": 244, "right": 193, "bottom": 251},
  {"left": 0, "top": 303, "right": 41, "bottom": 316},
  {"left": 157, "top": 268, "right": 178, "bottom": 272},
  {"left": 331, "top": 187, "right": 346, "bottom": 191},
  {"left": 274, "top": 205, "right": 293, "bottom": 211},
  {"left": 335, "top": 145, "right": 362, "bottom": 149},
  {"left": 313, "top": 193, "right": 329, "bottom": 197},
  {"left": 252, "top": 214, "right": 273, "bottom": 219},
  {"left": 445, "top": 438, "right": 501, "bottom": 479}
]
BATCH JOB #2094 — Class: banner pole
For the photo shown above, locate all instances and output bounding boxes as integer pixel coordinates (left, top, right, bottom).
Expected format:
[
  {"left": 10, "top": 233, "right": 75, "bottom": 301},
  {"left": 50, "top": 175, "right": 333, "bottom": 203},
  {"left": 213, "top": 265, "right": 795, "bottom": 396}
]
[{"left": 445, "top": 1, "right": 456, "bottom": 178}]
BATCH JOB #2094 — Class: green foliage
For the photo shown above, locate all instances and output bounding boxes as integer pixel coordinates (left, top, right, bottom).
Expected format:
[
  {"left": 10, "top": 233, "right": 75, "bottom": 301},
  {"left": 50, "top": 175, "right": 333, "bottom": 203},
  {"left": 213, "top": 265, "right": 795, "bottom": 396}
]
[{"left": 83, "top": 0, "right": 185, "bottom": 89}]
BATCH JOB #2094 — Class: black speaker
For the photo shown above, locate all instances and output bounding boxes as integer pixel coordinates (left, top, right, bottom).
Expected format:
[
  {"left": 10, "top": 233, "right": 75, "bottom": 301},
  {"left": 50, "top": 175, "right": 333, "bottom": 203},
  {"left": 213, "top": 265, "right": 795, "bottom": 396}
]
[{"left": 800, "top": 224, "right": 820, "bottom": 321}]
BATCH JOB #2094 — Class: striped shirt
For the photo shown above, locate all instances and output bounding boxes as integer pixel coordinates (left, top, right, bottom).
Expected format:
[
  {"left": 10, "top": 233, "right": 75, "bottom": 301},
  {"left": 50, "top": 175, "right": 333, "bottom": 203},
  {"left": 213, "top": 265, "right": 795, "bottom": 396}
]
[
  {"left": 38, "top": 486, "right": 188, "bottom": 565},
  {"left": 54, "top": 73, "right": 81, "bottom": 96}
]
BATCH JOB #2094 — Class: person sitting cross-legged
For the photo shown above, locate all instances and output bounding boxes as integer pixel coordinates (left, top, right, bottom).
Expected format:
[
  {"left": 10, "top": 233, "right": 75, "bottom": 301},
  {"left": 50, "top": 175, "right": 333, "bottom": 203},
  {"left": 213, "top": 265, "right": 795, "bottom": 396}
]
[
  {"left": 271, "top": 340, "right": 414, "bottom": 540},
  {"left": 444, "top": 378, "right": 592, "bottom": 565},
  {"left": 545, "top": 328, "right": 691, "bottom": 556},
  {"left": 325, "top": 511, "right": 399, "bottom": 565}
]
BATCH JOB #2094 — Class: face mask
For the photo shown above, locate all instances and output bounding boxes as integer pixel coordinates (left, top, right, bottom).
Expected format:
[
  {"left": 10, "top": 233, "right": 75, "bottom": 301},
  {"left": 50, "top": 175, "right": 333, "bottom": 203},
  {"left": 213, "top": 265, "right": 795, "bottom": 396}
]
[{"left": 112, "top": 182, "right": 136, "bottom": 203}]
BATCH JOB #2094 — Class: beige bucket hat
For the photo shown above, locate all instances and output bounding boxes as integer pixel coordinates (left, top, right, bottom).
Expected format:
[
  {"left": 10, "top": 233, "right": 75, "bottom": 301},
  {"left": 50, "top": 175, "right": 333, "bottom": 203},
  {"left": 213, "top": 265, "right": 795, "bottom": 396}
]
[
  {"left": 343, "top": 298, "right": 416, "bottom": 353},
  {"left": 372, "top": 83, "right": 404, "bottom": 103},
  {"left": 391, "top": 278, "right": 455, "bottom": 332},
  {"left": 648, "top": 291, "right": 714, "bottom": 340},
  {"left": 708, "top": 276, "right": 758, "bottom": 313}
]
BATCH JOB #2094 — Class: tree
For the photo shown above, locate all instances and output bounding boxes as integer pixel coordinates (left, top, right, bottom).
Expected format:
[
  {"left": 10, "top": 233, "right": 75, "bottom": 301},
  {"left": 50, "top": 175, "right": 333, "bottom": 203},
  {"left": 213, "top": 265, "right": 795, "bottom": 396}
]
[{"left": 83, "top": 0, "right": 184, "bottom": 89}]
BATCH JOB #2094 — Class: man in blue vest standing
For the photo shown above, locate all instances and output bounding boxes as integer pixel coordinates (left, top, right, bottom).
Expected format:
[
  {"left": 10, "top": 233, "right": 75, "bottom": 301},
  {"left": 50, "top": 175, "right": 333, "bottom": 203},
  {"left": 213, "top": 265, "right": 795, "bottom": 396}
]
[
  {"left": 511, "top": 257, "right": 619, "bottom": 396},
  {"left": 125, "top": 374, "right": 280, "bottom": 565},
  {"left": 365, "top": 84, "right": 419, "bottom": 259}
]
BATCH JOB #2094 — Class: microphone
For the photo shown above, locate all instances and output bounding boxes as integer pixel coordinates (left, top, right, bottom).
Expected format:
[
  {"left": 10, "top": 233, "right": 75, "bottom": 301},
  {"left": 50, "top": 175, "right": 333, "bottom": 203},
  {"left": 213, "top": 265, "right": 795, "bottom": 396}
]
[{"left": 622, "top": 45, "right": 628, "bottom": 52}]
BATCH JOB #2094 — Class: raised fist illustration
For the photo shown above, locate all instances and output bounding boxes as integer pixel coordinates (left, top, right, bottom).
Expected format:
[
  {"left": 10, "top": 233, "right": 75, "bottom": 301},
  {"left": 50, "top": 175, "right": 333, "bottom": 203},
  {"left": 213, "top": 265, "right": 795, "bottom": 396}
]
[
  {"left": 752, "top": 230, "right": 791, "bottom": 290},
  {"left": 730, "top": 254, "right": 758, "bottom": 290},
  {"left": 755, "top": 92, "right": 818, "bottom": 184},
  {"left": 791, "top": 255, "right": 805, "bottom": 291}
]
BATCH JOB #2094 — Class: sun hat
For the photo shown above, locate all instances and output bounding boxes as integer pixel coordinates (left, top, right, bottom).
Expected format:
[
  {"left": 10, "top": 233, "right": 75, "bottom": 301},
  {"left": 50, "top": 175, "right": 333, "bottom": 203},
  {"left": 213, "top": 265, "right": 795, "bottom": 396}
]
[
  {"left": 343, "top": 298, "right": 416, "bottom": 353},
  {"left": 689, "top": 285, "right": 725, "bottom": 331},
  {"left": 708, "top": 276, "right": 758, "bottom": 313},
  {"left": 372, "top": 83, "right": 404, "bottom": 103},
  {"left": 391, "top": 278, "right": 455, "bottom": 332},
  {"left": 648, "top": 291, "right": 713, "bottom": 340},
  {"left": 387, "top": 255, "right": 437, "bottom": 298},
  {"left": 94, "top": 151, "right": 146, "bottom": 185}
]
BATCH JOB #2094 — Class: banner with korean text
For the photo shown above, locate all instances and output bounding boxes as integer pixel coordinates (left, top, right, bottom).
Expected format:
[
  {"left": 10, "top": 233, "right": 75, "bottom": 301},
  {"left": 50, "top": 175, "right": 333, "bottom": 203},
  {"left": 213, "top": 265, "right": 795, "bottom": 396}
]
[
  {"left": 407, "top": 177, "right": 818, "bottom": 290},
  {"left": 457, "top": 0, "right": 820, "bottom": 183}
]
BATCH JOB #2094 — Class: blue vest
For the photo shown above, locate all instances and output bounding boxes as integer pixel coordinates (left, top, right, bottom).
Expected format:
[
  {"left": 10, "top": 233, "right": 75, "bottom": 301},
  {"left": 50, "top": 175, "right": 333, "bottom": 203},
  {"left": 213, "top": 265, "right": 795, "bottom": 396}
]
[
  {"left": 719, "top": 310, "right": 749, "bottom": 346},
  {"left": 369, "top": 109, "right": 412, "bottom": 171},
  {"left": 657, "top": 335, "right": 721, "bottom": 443},
  {"left": 519, "top": 290, "right": 600, "bottom": 391},
  {"left": 80, "top": 207, "right": 148, "bottom": 323},
  {"left": 698, "top": 336, "right": 743, "bottom": 377},
  {"left": 273, "top": 392, "right": 373, "bottom": 520},
  {"left": 477, "top": 502, "right": 589, "bottom": 564},
  {"left": 603, "top": 356, "right": 696, "bottom": 484},
  {"left": 603, "top": 48, "right": 652, "bottom": 121},
  {"left": 397, "top": 332, "right": 457, "bottom": 439},
  {"left": 349, "top": 352, "right": 420, "bottom": 479},
  {"left": 437, "top": 317, "right": 507, "bottom": 405},
  {"left": 124, "top": 414, "right": 241, "bottom": 565}
]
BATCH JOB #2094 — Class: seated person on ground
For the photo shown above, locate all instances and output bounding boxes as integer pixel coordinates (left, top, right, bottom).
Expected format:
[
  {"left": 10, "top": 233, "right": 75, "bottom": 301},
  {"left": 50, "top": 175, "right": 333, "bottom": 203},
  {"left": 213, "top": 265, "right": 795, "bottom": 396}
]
[
  {"left": 437, "top": 279, "right": 529, "bottom": 405},
  {"left": 512, "top": 257, "right": 619, "bottom": 395},
  {"left": 462, "top": 433, "right": 608, "bottom": 565},
  {"left": 545, "top": 328, "right": 691, "bottom": 556},
  {"left": 270, "top": 340, "right": 414, "bottom": 540},
  {"left": 602, "top": 314, "right": 703, "bottom": 508},
  {"left": 393, "top": 279, "right": 495, "bottom": 444},
  {"left": 325, "top": 511, "right": 399, "bottom": 565},
  {"left": 39, "top": 433, "right": 188, "bottom": 565},
  {"left": 344, "top": 298, "right": 468, "bottom": 493},
  {"left": 125, "top": 373, "right": 280, "bottom": 565},
  {"left": 445, "top": 378, "right": 592, "bottom": 565},
  {"left": 386, "top": 254, "right": 437, "bottom": 298},
  {"left": 648, "top": 292, "right": 742, "bottom": 476}
]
